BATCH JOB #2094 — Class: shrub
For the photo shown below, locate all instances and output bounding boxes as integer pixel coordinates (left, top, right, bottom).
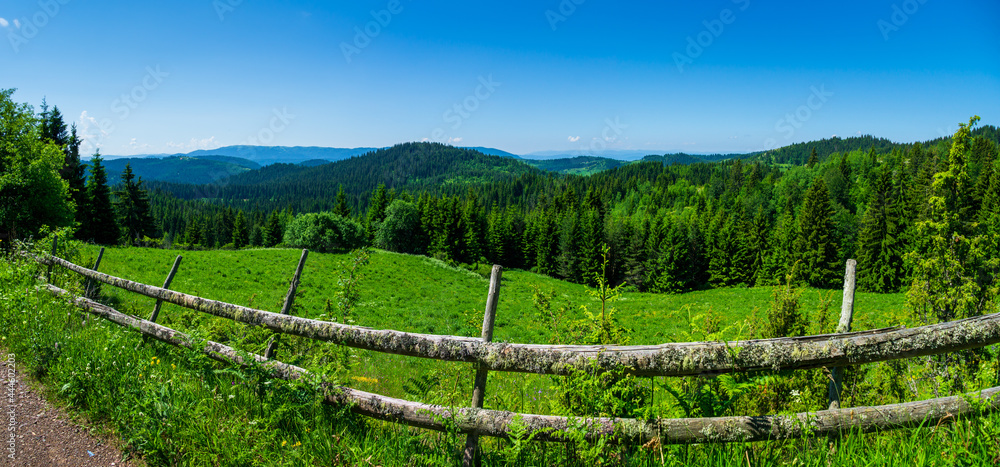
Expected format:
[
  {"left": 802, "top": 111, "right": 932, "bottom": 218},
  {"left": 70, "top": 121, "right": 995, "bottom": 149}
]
[{"left": 283, "top": 212, "right": 365, "bottom": 253}]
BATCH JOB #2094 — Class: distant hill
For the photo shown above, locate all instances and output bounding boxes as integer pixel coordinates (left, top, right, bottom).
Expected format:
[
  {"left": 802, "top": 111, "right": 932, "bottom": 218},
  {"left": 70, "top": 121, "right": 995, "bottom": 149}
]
[
  {"left": 93, "top": 156, "right": 259, "bottom": 185},
  {"left": 523, "top": 149, "right": 662, "bottom": 161},
  {"left": 147, "top": 143, "right": 542, "bottom": 212},
  {"left": 524, "top": 156, "right": 626, "bottom": 175},
  {"left": 461, "top": 147, "right": 522, "bottom": 159}
]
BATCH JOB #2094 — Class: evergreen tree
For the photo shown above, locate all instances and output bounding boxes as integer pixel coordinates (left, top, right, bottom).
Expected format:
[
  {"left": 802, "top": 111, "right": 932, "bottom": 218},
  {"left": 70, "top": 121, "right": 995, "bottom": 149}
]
[
  {"left": 263, "top": 211, "right": 283, "bottom": 247},
  {"left": 806, "top": 147, "right": 819, "bottom": 168},
  {"left": 333, "top": 184, "right": 351, "bottom": 217},
  {"left": 0, "top": 91, "right": 74, "bottom": 242},
  {"left": 114, "top": 164, "right": 156, "bottom": 243},
  {"left": 907, "top": 116, "right": 995, "bottom": 323},
  {"left": 795, "top": 178, "right": 839, "bottom": 287},
  {"left": 81, "top": 153, "right": 120, "bottom": 245},
  {"left": 250, "top": 224, "right": 264, "bottom": 247},
  {"left": 856, "top": 168, "right": 904, "bottom": 292},
  {"left": 364, "top": 183, "right": 390, "bottom": 240},
  {"left": 232, "top": 211, "right": 249, "bottom": 248}
]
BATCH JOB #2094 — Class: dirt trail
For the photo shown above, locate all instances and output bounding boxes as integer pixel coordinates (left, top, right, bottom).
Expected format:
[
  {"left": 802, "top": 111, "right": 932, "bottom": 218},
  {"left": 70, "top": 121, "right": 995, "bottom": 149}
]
[{"left": 3, "top": 356, "right": 138, "bottom": 467}]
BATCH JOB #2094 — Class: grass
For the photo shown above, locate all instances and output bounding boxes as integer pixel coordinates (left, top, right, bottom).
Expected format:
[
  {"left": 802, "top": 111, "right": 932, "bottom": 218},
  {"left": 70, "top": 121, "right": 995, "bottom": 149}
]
[{"left": 2, "top": 239, "right": 998, "bottom": 466}]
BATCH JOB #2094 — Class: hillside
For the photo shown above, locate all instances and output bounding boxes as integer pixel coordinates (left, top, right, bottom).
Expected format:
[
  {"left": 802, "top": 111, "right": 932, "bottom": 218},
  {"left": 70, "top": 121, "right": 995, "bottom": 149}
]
[
  {"left": 523, "top": 156, "right": 627, "bottom": 175},
  {"left": 147, "top": 143, "right": 542, "bottom": 211},
  {"left": 757, "top": 125, "right": 1000, "bottom": 164},
  {"left": 95, "top": 155, "right": 260, "bottom": 185}
]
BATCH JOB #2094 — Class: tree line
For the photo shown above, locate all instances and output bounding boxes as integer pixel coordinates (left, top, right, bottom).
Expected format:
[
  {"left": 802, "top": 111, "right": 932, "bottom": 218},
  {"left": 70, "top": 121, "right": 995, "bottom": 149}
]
[{"left": 0, "top": 90, "right": 157, "bottom": 247}]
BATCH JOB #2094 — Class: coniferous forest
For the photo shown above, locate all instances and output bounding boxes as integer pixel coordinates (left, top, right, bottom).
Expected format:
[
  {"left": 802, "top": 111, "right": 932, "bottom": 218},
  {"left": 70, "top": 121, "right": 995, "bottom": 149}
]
[{"left": 4, "top": 89, "right": 999, "bottom": 304}]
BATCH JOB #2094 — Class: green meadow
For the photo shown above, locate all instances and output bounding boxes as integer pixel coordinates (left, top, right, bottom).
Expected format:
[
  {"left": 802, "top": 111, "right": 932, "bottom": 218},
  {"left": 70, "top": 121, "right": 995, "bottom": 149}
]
[{"left": 2, "top": 242, "right": 997, "bottom": 466}]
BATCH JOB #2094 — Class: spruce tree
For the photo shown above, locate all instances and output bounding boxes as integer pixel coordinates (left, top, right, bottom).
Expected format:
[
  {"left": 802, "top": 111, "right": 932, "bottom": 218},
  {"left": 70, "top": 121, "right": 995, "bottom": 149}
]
[
  {"left": 114, "top": 164, "right": 156, "bottom": 244},
  {"left": 907, "top": 116, "right": 994, "bottom": 323},
  {"left": 856, "top": 168, "right": 903, "bottom": 292},
  {"left": 333, "top": 184, "right": 351, "bottom": 217},
  {"left": 232, "top": 211, "right": 249, "bottom": 248},
  {"left": 807, "top": 147, "right": 819, "bottom": 168},
  {"left": 263, "top": 211, "right": 283, "bottom": 247},
  {"left": 794, "top": 178, "right": 839, "bottom": 287},
  {"left": 81, "top": 153, "right": 120, "bottom": 245},
  {"left": 365, "top": 183, "right": 390, "bottom": 240}
]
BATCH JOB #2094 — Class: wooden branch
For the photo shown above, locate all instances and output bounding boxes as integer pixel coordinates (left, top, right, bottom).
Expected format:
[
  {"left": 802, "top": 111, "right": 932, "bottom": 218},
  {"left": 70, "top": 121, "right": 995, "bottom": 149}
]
[
  {"left": 149, "top": 255, "right": 182, "bottom": 323},
  {"left": 34, "top": 253, "right": 1000, "bottom": 378},
  {"left": 83, "top": 247, "right": 104, "bottom": 299},
  {"left": 464, "top": 265, "right": 502, "bottom": 466},
  {"left": 829, "top": 259, "right": 857, "bottom": 410},
  {"left": 265, "top": 249, "right": 309, "bottom": 359},
  {"left": 39, "top": 283, "right": 1000, "bottom": 445}
]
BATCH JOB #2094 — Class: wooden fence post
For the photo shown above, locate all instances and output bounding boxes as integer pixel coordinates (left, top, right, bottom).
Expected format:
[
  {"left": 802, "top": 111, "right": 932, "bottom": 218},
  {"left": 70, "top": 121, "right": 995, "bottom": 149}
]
[
  {"left": 84, "top": 247, "right": 105, "bottom": 299},
  {"left": 463, "top": 265, "right": 502, "bottom": 467},
  {"left": 264, "top": 249, "right": 309, "bottom": 359},
  {"left": 149, "top": 255, "right": 183, "bottom": 324},
  {"left": 828, "top": 259, "right": 857, "bottom": 410},
  {"left": 46, "top": 235, "right": 58, "bottom": 282}
]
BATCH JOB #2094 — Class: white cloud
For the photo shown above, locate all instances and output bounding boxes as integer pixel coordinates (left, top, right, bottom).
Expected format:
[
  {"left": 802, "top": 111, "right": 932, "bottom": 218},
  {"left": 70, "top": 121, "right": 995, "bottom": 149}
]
[
  {"left": 77, "top": 111, "right": 109, "bottom": 153},
  {"left": 165, "top": 137, "right": 220, "bottom": 153},
  {"left": 0, "top": 18, "right": 9, "bottom": 28},
  {"left": 13, "top": 19, "right": 20, "bottom": 28},
  {"left": 447, "top": 137, "right": 463, "bottom": 144},
  {"left": 568, "top": 136, "right": 580, "bottom": 142},
  {"left": 128, "top": 138, "right": 152, "bottom": 152}
]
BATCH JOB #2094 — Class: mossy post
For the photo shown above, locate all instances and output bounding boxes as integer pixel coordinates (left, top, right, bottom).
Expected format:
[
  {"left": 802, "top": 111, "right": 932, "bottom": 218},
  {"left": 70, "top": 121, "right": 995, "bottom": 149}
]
[
  {"left": 45, "top": 235, "right": 57, "bottom": 283},
  {"left": 149, "top": 255, "right": 183, "bottom": 323},
  {"left": 265, "top": 249, "right": 309, "bottom": 359},
  {"left": 829, "top": 259, "right": 856, "bottom": 410},
  {"left": 463, "top": 265, "right": 502, "bottom": 467},
  {"left": 84, "top": 247, "right": 105, "bottom": 299}
]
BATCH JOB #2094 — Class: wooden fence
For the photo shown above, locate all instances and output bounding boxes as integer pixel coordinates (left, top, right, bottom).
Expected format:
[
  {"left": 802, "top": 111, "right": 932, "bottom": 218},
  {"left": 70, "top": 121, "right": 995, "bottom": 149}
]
[{"left": 24, "top": 246, "right": 1000, "bottom": 463}]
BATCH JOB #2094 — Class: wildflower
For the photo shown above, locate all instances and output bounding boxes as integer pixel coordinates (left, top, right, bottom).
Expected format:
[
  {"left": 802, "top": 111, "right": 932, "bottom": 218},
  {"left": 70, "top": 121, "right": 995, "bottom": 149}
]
[
  {"left": 228, "top": 394, "right": 235, "bottom": 400},
  {"left": 282, "top": 440, "right": 287, "bottom": 447},
  {"left": 171, "top": 364, "right": 176, "bottom": 370},
  {"left": 292, "top": 441, "right": 301, "bottom": 447}
]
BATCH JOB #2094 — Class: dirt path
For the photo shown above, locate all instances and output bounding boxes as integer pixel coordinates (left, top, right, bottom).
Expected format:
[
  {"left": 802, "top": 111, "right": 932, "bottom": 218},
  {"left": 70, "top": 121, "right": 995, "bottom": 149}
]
[{"left": 3, "top": 355, "right": 138, "bottom": 467}]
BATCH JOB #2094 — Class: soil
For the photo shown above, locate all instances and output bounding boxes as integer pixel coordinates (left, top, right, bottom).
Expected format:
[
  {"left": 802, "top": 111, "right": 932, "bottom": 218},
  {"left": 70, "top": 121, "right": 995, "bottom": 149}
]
[{"left": 3, "top": 356, "right": 139, "bottom": 467}]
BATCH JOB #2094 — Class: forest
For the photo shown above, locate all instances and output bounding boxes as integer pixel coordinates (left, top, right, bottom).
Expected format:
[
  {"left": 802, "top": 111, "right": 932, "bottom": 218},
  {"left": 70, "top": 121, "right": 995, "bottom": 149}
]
[{"left": 4, "top": 88, "right": 1000, "bottom": 306}]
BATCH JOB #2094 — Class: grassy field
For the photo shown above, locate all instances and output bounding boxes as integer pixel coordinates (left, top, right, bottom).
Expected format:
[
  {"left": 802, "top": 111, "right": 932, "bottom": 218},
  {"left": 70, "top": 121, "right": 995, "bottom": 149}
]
[{"left": 2, "top": 240, "right": 998, "bottom": 466}]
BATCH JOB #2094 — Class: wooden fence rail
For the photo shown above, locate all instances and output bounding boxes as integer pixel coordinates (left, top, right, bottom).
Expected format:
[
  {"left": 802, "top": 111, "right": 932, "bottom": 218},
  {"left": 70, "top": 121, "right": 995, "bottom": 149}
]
[
  {"left": 34, "top": 252, "right": 1000, "bottom": 378},
  {"left": 39, "top": 280, "right": 1000, "bottom": 445}
]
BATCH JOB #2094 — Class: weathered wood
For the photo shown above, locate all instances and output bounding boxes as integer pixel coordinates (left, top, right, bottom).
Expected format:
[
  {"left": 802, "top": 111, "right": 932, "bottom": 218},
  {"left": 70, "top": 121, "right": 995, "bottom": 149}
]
[
  {"left": 829, "top": 259, "right": 857, "bottom": 410},
  {"left": 35, "top": 253, "right": 1000, "bottom": 378},
  {"left": 39, "top": 282, "right": 1000, "bottom": 445},
  {"left": 265, "top": 249, "right": 309, "bottom": 359},
  {"left": 464, "top": 265, "right": 502, "bottom": 467},
  {"left": 83, "top": 247, "right": 105, "bottom": 299},
  {"left": 149, "top": 255, "right": 183, "bottom": 323},
  {"left": 46, "top": 236, "right": 57, "bottom": 282}
]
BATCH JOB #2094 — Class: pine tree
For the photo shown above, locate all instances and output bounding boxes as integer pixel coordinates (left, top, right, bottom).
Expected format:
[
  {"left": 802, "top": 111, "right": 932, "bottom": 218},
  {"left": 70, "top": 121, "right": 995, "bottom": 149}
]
[
  {"left": 365, "top": 183, "right": 390, "bottom": 240},
  {"left": 333, "top": 184, "right": 351, "bottom": 218},
  {"left": 232, "top": 211, "right": 249, "bottom": 248},
  {"left": 856, "top": 168, "right": 904, "bottom": 292},
  {"left": 263, "top": 211, "right": 283, "bottom": 247},
  {"left": 807, "top": 147, "right": 819, "bottom": 168},
  {"left": 907, "top": 116, "right": 995, "bottom": 323},
  {"left": 795, "top": 178, "right": 839, "bottom": 287},
  {"left": 114, "top": 164, "right": 156, "bottom": 244},
  {"left": 81, "top": 153, "right": 120, "bottom": 245}
]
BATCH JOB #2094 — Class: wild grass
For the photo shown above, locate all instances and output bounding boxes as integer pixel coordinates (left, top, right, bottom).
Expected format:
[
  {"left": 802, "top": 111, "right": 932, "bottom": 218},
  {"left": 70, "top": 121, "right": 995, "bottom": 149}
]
[{"left": 1, "top": 239, "right": 997, "bottom": 466}]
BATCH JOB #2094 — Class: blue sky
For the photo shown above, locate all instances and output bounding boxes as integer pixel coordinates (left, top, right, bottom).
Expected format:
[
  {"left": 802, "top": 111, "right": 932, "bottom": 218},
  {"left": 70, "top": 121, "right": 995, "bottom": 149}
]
[{"left": 2, "top": 0, "right": 998, "bottom": 156}]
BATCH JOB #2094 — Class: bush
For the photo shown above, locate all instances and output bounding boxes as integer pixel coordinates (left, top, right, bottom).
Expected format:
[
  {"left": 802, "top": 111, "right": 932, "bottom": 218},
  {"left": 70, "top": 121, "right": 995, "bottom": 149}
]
[
  {"left": 374, "top": 200, "right": 420, "bottom": 253},
  {"left": 283, "top": 212, "right": 366, "bottom": 253}
]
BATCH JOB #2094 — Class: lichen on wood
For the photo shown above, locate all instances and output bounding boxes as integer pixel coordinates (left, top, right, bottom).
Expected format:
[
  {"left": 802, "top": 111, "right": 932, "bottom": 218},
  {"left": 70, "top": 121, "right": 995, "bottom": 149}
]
[{"left": 33, "top": 252, "right": 1000, "bottom": 379}]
